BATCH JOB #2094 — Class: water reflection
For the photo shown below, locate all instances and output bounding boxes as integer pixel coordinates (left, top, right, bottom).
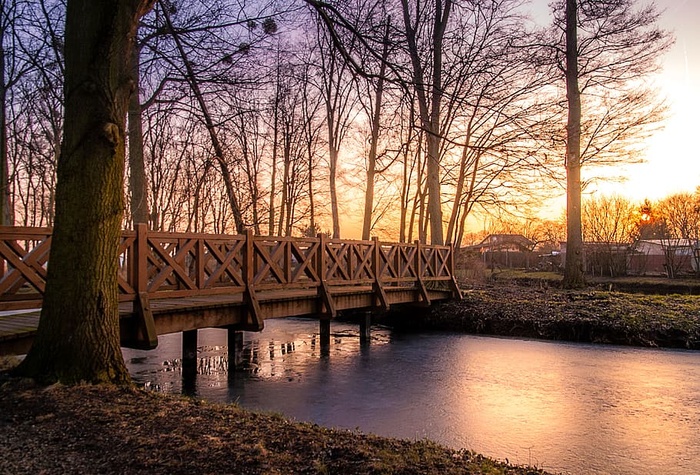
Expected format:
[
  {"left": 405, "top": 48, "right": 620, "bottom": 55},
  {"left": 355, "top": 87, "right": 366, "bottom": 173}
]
[{"left": 123, "top": 319, "right": 700, "bottom": 475}]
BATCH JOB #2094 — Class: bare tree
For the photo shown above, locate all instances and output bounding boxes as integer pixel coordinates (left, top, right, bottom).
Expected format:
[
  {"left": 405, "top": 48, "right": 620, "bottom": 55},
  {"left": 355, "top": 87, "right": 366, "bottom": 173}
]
[
  {"left": 313, "top": 14, "right": 359, "bottom": 238},
  {"left": 546, "top": 0, "right": 673, "bottom": 287},
  {"left": 359, "top": 18, "right": 390, "bottom": 240},
  {"left": 582, "top": 195, "right": 638, "bottom": 244},
  {"left": 440, "top": 0, "right": 556, "bottom": 248},
  {"left": 158, "top": 0, "right": 246, "bottom": 233},
  {"left": 397, "top": 0, "right": 451, "bottom": 245},
  {"left": 2, "top": 0, "right": 64, "bottom": 227},
  {"left": 128, "top": 36, "right": 149, "bottom": 225},
  {"left": 656, "top": 191, "right": 700, "bottom": 276}
]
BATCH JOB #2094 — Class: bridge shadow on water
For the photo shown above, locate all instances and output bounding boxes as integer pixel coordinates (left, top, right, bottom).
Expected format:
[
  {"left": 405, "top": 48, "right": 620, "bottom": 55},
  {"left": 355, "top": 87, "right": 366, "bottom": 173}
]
[{"left": 124, "top": 318, "right": 388, "bottom": 398}]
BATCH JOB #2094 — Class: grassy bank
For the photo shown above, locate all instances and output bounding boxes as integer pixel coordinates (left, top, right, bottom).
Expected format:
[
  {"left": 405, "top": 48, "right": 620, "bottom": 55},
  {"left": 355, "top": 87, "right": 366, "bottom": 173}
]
[
  {"left": 0, "top": 375, "right": 549, "bottom": 475},
  {"left": 397, "top": 281, "right": 700, "bottom": 349}
]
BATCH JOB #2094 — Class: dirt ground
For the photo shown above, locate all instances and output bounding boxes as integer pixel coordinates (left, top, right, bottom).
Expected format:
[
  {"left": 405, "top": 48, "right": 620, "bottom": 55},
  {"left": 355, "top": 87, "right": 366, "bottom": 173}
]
[{"left": 0, "top": 377, "right": 549, "bottom": 475}]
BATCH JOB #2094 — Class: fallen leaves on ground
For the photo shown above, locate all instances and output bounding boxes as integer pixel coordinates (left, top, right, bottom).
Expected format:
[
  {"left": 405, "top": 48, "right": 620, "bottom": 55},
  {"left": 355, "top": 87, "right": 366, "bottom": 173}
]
[{"left": 0, "top": 379, "right": 550, "bottom": 475}]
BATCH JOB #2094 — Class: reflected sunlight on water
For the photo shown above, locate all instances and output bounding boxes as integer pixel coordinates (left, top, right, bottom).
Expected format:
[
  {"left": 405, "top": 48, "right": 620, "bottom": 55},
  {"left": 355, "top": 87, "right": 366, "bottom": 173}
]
[{"left": 124, "top": 318, "right": 700, "bottom": 475}]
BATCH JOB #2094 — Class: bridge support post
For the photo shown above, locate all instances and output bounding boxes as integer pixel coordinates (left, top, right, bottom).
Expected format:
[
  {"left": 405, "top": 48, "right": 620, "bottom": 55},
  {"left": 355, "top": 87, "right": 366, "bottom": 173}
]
[
  {"left": 360, "top": 311, "right": 371, "bottom": 345},
  {"left": 319, "top": 319, "right": 330, "bottom": 354},
  {"left": 181, "top": 330, "right": 198, "bottom": 395},
  {"left": 182, "top": 329, "right": 198, "bottom": 371},
  {"left": 227, "top": 328, "right": 244, "bottom": 373}
]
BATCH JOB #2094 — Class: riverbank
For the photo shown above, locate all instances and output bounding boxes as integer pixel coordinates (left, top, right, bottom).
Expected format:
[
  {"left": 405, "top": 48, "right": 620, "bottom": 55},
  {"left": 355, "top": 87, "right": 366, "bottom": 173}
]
[
  {"left": 0, "top": 375, "right": 549, "bottom": 475},
  {"left": 398, "top": 281, "right": 700, "bottom": 349}
]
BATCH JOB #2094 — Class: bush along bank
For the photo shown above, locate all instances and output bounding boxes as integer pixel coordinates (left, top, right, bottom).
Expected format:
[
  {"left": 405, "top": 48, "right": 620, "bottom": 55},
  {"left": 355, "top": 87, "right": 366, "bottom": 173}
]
[{"left": 387, "top": 285, "right": 700, "bottom": 349}]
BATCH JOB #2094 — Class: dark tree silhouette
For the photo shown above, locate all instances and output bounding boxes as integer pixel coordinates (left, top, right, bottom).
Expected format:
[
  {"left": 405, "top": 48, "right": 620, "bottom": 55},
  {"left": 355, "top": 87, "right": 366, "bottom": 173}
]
[{"left": 16, "top": 0, "right": 155, "bottom": 384}]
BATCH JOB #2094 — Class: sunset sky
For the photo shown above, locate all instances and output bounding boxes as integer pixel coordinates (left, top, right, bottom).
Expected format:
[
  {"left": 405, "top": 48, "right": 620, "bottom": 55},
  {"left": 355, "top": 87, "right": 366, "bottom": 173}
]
[
  {"left": 623, "top": 0, "right": 700, "bottom": 200},
  {"left": 533, "top": 0, "right": 700, "bottom": 202},
  {"left": 340, "top": 0, "right": 700, "bottom": 238}
]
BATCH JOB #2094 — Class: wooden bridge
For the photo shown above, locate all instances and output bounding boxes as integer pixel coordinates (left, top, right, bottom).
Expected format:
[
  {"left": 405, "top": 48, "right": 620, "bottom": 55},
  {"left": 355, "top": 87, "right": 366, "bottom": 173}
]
[{"left": 0, "top": 225, "right": 461, "bottom": 356}]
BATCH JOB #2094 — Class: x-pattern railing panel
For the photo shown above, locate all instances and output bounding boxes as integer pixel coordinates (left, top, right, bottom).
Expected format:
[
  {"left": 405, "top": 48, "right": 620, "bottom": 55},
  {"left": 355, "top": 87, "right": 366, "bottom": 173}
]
[
  {"left": 0, "top": 228, "right": 52, "bottom": 303},
  {"left": 350, "top": 242, "right": 374, "bottom": 282},
  {"left": 376, "top": 243, "right": 417, "bottom": 285},
  {"left": 253, "top": 237, "right": 320, "bottom": 289},
  {"left": 141, "top": 232, "right": 247, "bottom": 298},
  {"left": 420, "top": 246, "right": 452, "bottom": 280},
  {"left": 397, "top": 244, "right": 419, "bottom": 281},
  {"left": 201, "top": 238, "right": 245, "bottom": 290},
  {"left": 289, "top": 239, "right": 320, "bottom": 284},
  {"left": 376, "top": 244, "right": 397, "bottom": 280},
  {"left": 0, "top": 225, "right": 458, "bottom": 310},
  {"left": 147, "top": 236, "right": 198, "bottom": 293},
  {"left": 324, "top": 241, "right": 352, "bottom": 282}
]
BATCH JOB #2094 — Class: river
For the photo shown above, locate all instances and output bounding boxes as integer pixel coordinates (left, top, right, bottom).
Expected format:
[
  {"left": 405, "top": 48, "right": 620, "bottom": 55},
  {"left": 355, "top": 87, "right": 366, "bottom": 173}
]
[{"left": 123, "top": 318, "right": 700, "bottom": 475}]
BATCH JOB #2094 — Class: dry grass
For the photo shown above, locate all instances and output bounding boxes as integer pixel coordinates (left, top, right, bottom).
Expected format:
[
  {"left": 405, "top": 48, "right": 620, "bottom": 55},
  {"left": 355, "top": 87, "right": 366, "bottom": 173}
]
[{"left": 0, "top": 378, "right": 550, "bottom": 475}]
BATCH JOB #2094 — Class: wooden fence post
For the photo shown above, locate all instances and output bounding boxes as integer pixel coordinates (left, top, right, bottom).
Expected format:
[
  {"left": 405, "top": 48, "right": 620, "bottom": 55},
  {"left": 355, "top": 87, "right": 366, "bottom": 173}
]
[
  {"left": 317, "top": 233, "right": 336, "bottom": 318},
  {"left": 414, "top": 240, "right": 430, "bottom": 306},
  {"left": 133, "top": 223, "right": 157, "bottom": 349},
  {"left": 243, "top": 228, "right": 263, "bottom": 331},
  {"left": 372, "top": 237, "right": 388, "bottom": 311},
  {"left": 135, "top": 223, "right": 148, "bottom": 295}
]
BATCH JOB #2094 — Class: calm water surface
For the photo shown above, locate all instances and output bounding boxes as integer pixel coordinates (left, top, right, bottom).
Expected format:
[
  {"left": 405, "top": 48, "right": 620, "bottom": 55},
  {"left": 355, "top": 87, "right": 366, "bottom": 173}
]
[{"left": 123, "top": 319, "right": 700, "bottom": 475}]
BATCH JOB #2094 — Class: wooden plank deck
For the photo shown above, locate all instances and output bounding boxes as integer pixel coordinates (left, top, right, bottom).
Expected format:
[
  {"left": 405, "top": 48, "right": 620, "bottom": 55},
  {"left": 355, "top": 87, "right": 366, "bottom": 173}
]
[
  {"left": 0, "top": 285, "right": 455, "bottom": 356},
  {"left": 0, "top": 310, "right": 40, "bottom": 341}
]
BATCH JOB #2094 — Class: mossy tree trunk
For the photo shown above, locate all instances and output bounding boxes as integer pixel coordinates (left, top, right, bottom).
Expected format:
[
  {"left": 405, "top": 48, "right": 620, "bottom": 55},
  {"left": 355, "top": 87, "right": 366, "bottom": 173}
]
[{"left": 16, "top": 0, "right": 154, "bottom": 384}]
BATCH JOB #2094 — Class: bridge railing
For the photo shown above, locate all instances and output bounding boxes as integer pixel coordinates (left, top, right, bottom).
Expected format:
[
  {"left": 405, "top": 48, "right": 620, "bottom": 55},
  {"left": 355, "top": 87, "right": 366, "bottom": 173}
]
[{"left": 0, "top": 224, "right": 459, "bottom": 311}]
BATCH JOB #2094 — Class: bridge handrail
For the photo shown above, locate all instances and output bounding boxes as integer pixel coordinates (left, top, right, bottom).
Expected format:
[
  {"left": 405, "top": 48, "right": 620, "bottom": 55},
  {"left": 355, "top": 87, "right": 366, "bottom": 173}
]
[{"left": 0, "top": 225, "right": 459, "bottom": 311}]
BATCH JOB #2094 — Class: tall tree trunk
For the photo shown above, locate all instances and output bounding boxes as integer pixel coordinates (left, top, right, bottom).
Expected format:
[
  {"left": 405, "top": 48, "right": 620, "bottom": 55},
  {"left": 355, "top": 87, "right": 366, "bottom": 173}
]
[
  {"left": 361, "top": 21, "right": 390, "bottom": 241},
  {"left": 445, "top": 140, "right": 471, "bottom": 245},
  {"left": 400, "top": 0, "right": 450, "bottom": 245},
  {"left": 269, "top": 76, "right": 280, "bottom": 236},
  {"left": 239, "top": 117, "right": 261, "bottom": 235},
  {"left": 327, "top": 126, "right": 340, "bottom": 239},
  {"left": 400, "top": 154, "right": 409, "bottom": 242},
  {"left": 399, "top": 105, "right": 418, "bottom": 243},
  {"left": 279, "top": 132, "right": 290, "bottom": 235},
  {"left": 128, "top": 39, "right": 149, "bottom": 226},
  {"left": 0, "top": 24, "right": 11, "bottom": 226},
  {"left": 563, "top": 0, "right": 585, "bottom": 288},
  {"left": 17, "top": 0, "right": 154, "bottom": 384},
  {"left": 307, "top": 140, "right": 316, "bottom": 235}
]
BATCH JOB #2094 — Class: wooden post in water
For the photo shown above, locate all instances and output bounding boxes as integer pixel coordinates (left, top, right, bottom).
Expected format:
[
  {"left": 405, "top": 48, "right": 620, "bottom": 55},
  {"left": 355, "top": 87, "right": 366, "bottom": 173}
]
[
  {"left": 360, "top": 311, "right": 371, "bottom": 345},
  {"left": 182, "top": 329, "right": 198, "bottom": 371},
  {"left": 320, "top": 319, "right": 331, "bottom": 354},
  {"left": 227, "top": 328, "right": 243, "bottom": 373},
  {"left": 181, "top": 329, "right": 198, "bottom": 395}
]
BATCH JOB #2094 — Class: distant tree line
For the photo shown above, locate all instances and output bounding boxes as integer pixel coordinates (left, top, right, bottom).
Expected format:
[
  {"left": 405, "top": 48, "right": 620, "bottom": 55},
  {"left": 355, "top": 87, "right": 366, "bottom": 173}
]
[{"left": 477, "top": 191, "right": 700, "bottom": 278}]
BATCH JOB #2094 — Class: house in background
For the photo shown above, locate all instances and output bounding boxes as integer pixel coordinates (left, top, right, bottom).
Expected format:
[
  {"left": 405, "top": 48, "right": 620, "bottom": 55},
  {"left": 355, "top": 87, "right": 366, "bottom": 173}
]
[
  {"left": 629, "top": 239, "right": 698, "bottom": 277},
  {"left": 467, "top": 234, "right": 536, "bottom": 269}
]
